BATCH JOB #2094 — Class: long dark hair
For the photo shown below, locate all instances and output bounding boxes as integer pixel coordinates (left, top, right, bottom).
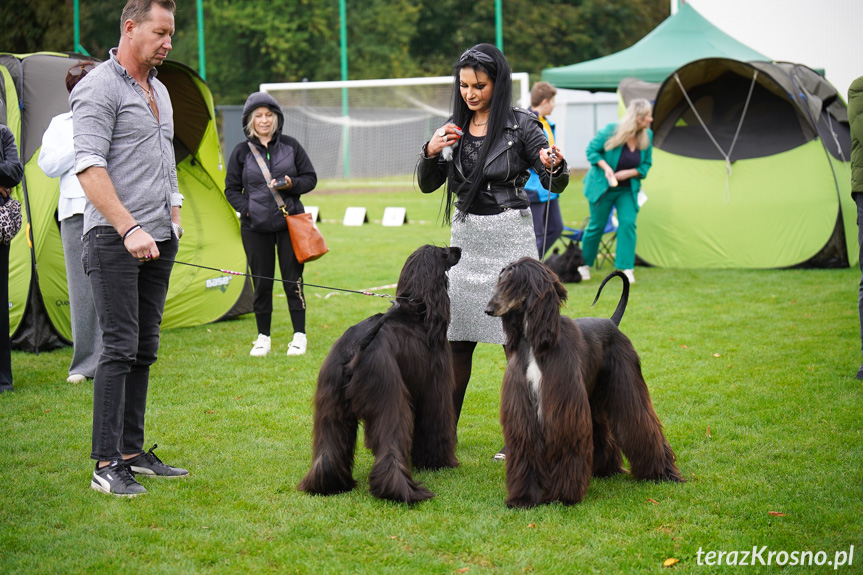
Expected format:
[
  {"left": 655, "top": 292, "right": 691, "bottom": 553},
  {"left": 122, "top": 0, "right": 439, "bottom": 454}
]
[{"left": 444, "top": 43, "right": 512, "bottom": 224}]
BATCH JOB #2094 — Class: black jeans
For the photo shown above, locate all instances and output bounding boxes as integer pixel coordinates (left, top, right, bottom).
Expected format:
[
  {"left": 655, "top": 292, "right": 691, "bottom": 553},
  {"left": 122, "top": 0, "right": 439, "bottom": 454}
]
[
  {"left": 0, "top": 243, "right": 11, "bottom": 387},
  {"left": 84, "top": 226, "right": 177, "bottom": 461}
]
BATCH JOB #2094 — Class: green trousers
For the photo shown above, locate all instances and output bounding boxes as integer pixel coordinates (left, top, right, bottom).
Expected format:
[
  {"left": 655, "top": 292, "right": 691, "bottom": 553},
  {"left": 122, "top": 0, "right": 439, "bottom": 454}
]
[{"left": 582, "top": 188, "right": 639, "bottom": 270}]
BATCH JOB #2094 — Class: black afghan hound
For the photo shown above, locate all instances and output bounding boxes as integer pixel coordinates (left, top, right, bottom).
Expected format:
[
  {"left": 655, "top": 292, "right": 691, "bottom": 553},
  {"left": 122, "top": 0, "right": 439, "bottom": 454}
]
[
  {"left": 298, "top": 245, "right": 462, "bottom": 503},
  {"left": 485, "top": 259, "right": 683, "bottom": 508}
]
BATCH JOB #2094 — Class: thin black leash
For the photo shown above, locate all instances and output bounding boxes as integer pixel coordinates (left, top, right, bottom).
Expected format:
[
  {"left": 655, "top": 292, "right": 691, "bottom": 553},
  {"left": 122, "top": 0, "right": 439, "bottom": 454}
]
[
  {"left": 161, "top": 258, "right": 403, "bottom": 300},
  {"left": 540, "top": 146, "right": 557, "bottom": 261}
]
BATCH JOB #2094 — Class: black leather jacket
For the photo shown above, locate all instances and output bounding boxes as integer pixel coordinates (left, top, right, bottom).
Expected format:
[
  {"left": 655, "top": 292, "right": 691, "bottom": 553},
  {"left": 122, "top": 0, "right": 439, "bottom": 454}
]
[{"left": 416, "top": 107, "right": 569, "bottom": 213}]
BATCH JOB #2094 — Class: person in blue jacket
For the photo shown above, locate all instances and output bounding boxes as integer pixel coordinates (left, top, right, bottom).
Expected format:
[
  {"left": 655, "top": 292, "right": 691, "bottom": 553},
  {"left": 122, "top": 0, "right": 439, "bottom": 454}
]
[
  {"left": 525, "top": 82, "right": 563, "bottom": 258},
  {"left": 579, "top": 98, "right": 653, "bottom": 284}
]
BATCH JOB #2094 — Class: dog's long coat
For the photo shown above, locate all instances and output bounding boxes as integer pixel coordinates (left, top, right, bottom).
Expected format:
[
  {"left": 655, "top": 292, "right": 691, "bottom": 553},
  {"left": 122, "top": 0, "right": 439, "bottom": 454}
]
[
  {"left": 299, "top": 245, "right": 461, "bottom": 503},
  {"left": 485, "top": 259, "right": 683, "bottom": 508}
]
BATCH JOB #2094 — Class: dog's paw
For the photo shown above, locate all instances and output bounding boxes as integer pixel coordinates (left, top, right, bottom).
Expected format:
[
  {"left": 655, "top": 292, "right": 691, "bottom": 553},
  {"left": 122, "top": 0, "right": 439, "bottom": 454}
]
[{"left": 506, "top": 496, "right": 541, "bottom": 509}]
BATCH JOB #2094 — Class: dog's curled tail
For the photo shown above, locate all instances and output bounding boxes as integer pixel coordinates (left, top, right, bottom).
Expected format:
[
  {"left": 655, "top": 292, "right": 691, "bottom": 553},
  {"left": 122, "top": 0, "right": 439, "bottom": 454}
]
[{"left": 591, "top": 270, "right": 629, "bottom": 327}]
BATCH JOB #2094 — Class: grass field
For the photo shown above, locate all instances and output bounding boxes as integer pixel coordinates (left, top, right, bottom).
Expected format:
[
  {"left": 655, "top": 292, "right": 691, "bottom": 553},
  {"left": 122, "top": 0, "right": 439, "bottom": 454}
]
[{"left": 2, "top": 183, "right": 862, "bottom": 574}]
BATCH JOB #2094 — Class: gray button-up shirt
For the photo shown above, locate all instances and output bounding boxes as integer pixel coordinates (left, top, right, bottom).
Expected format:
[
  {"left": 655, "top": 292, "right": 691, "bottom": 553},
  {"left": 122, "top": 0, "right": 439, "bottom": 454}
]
[{"left": 71, "top": 48, "right": 182, "bottom": 241}]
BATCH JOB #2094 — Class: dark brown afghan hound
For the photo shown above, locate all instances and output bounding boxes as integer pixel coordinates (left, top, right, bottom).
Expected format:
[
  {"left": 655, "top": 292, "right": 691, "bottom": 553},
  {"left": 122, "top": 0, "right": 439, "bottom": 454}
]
[
  {"left": 298, "top": 245, "right": 461, "bottom": 503},
  {"left": 485, "top": 258, "right": 683, "bottom": 508}
]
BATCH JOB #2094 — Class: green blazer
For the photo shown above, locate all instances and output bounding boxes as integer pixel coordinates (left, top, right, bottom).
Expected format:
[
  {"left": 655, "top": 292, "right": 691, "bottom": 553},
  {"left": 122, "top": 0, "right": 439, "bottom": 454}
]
[{"left": 582, "top": 122, "right": 653, "bottom": 204}]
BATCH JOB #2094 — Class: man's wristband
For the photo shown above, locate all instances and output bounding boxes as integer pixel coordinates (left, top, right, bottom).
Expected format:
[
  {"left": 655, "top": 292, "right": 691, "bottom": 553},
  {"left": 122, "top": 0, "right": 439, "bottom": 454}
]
[{"left": 123, "top": 225, "right": 142, "bottom": 240}]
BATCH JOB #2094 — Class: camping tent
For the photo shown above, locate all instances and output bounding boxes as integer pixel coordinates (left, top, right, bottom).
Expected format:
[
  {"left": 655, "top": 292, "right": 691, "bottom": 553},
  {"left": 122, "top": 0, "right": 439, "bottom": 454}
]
[
  {"left": 636, "top": 57, "right": 855, "bottom": 269},
  {"left": 541, "top": 3, "right": 770, "bottom": 91},
  {"left": 0, "top": 52, "right": 250, "bottom": 351}
]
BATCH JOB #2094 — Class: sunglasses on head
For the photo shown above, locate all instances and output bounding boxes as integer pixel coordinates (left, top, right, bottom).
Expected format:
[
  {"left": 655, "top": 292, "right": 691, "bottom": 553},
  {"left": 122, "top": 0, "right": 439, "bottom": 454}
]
[
  {"left": 459, "top": 48, "right": 493, "bottom": 65},
  {"left": 69, "top": 63, "right": 95, "bottom": 77}
]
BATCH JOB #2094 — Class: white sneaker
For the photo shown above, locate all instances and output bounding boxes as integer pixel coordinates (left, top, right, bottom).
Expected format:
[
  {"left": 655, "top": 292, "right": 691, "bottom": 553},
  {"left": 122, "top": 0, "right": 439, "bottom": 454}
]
[
  {"left": 249, "top": 334, "right": 271, "bottom": 357},
  {"left": 287, "top": 332, "right": 307, "bottom": 356},
  {"left": 66, "top": 374, "right": 87, "bottom": 384},
  {"left": 577, "top": 265, "right": 591, "bottom": 281},
  {"left": 622, "top": 269, "right": 636, "bottom": 284}
]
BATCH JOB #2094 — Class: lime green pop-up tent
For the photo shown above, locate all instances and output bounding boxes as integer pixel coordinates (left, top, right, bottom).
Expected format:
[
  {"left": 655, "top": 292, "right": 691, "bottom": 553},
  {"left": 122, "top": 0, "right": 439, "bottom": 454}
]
[
  {"left": 0, "top": 52, "right": 250, "bottom": 351},
  {"left": 542, "top": 3, "right": 769, "bottom": 91},
  {"left": 637, "top": 58, "right": 854, "bottom": 269}
]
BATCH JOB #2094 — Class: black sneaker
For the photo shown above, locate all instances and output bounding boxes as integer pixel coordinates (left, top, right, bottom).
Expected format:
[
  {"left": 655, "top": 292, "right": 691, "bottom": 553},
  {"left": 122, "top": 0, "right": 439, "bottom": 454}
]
[
  {"left": 493, "top": 445, "right": 506, "bottom": 461},
  {"left": 91, "top": 460, "right": 147, "bottom": 497},
  {"left": 126, "top": 444, "right": 189, "bottom": 478}
]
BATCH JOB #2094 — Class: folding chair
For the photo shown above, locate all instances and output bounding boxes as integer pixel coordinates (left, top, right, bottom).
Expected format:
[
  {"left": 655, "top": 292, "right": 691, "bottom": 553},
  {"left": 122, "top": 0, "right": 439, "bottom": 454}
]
[{"left": 594, "top": 209, "right": 618, "bottom": 270}]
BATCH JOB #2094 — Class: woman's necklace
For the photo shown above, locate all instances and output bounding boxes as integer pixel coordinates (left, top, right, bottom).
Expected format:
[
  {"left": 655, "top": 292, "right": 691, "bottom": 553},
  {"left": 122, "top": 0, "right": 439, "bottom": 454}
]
[{"left": 472, "top": 117, "right": 488, "bottom": 127}]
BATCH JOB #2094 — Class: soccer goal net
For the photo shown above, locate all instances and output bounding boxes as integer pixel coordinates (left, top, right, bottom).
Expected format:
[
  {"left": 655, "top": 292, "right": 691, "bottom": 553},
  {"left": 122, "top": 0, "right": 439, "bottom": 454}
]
[{"left": 261, "top": 73, "right": 530, "bottom": 185}]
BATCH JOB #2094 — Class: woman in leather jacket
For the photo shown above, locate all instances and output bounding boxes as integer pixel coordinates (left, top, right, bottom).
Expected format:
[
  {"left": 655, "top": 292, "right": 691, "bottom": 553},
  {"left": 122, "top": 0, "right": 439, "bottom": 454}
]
[{"left": 416, "top": 44, "right": 569, "bottom": 458}]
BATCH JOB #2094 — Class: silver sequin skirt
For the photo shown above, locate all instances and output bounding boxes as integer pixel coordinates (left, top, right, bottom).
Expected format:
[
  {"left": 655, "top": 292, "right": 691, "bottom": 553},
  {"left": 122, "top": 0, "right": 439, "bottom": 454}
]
[{"left": 448, "top": 209, "right": 537, "bottom": 344}]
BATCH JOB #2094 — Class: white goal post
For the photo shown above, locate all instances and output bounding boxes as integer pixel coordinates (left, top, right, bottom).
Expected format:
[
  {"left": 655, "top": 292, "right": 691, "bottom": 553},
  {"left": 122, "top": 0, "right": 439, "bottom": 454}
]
[{"left": 261, "top": 73, "right": 530, "bottom": 183}]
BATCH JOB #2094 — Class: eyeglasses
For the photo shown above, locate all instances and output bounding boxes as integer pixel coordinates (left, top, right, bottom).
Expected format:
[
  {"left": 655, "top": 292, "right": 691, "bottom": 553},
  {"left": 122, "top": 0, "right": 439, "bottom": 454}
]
[
  {"left": 69, "top": 63, "right": 95, "bottom": 77},
  {"left": 459, "top": 48, "right": 494, "bottom": 65}
]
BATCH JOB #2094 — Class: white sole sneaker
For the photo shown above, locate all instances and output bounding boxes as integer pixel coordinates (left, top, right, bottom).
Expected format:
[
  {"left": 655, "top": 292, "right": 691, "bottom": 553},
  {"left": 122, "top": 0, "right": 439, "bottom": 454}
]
[
  {"left": 287, "top": 333, "right": 307, "bottom": 356},
  {"left": 622, "top": 269, "right": 635, "bottom": 284},
  {"left": 250, "top": 334, "right": 271, "bottom": 357},
  {"left": 67, "top": 374, "right": 87, "bottom": 384},
  {"left": 577, "top": 265, "right": 592, "bottom": 281}
]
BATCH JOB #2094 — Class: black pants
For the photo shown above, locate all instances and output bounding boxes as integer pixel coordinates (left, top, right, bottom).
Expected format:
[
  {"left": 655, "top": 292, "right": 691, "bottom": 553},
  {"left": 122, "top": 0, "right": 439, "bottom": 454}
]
[
  {"left": 0, "top": 243, "right": 11, "bottom": 387},
  {"left": 241, "top": 227, "right": 306, "bottom": 335}
]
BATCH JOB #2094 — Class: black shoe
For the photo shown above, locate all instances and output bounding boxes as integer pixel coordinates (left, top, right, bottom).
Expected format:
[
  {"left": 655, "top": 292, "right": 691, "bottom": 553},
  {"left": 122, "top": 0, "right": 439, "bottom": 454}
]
[
  {"left": 857, "top": 363, "right": 863, "bottom": 380},
  {"left": 493, "top": 445, "right": 506, "bottom": 461},
  {"left": 126, "top": 444, "right": 189, "bottom": 478},
  {"left": 0, "top": 383, "right": 14, "bottom": 393},
  {"left": 91, "top": 460, "right": 147, "bottom": 497}
]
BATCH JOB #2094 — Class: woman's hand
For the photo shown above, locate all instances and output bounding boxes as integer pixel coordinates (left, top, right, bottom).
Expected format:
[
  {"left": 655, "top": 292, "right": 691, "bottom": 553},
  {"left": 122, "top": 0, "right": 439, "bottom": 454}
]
[
  {"left": 425, "top": 124, "right": 462, "bottom": 157},
  {"left": 613, "top": 168, "right": 639, "bottom": 183},
  {"left": 0, "top": 186, "right": 9, "bottom": 199},
  {"left": 598, "top": 161, "right": 617, "bottom": 187},
  {"left": 539, "top": 145, "right": 564, "bottom": 171}
]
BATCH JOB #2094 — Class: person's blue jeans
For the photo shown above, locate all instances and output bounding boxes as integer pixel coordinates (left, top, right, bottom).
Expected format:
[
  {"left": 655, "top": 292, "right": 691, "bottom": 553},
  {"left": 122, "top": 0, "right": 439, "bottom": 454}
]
[
  {"left": 83, "top": 226, "right": 177, "bottom": 461},
  {"left": 529, "top": 199, "right": 563, "bottom": 259}
]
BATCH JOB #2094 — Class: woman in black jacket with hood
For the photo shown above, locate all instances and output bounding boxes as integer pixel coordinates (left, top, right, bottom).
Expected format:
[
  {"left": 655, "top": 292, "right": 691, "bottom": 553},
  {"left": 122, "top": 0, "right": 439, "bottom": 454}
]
[{"left": 225, "top": 92, "right": 317, "bottom": 357}]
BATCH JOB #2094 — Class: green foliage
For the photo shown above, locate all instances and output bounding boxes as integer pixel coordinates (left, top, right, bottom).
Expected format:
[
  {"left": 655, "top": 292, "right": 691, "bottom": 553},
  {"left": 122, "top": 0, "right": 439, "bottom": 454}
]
[
  {"left": 1, "top": 187, "right": 862, "bottom": 573},
  {"left": 0, "top": 0, "right": 668, "bottom": 105}
]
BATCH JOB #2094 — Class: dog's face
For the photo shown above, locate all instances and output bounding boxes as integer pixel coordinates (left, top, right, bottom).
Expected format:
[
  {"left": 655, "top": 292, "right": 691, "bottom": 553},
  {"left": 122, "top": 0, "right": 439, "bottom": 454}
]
[{"left": 485, "top": 257, "right": 567, "bottom": 318}]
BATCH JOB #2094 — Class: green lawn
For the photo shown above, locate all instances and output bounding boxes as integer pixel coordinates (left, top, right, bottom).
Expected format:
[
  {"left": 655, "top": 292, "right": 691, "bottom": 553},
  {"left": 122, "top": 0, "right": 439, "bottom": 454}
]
[{"left": 2, "top": 184, "right": 861, "bottom": 574}]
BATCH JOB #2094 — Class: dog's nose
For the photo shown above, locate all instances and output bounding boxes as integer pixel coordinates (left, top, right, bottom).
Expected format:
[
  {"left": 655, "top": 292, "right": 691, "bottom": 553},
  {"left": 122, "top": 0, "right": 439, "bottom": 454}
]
[{"left": 484, "top": 303, "right": 496, "bottom": 316}]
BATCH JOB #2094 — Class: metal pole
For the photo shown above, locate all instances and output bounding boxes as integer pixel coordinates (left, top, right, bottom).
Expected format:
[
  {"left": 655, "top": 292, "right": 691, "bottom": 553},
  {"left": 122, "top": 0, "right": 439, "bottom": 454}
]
[
  {"left": 196, "top": 0, "right": 206, "bottom": 80},
  {"left": 495, "top": 0, "right": 503, "bottom": 53},
  {"left": 74, "top": 0, "right": 81, "bottom": 52},
  {"left": 339, "top": 0, "right": 350, "bottom": 178}
]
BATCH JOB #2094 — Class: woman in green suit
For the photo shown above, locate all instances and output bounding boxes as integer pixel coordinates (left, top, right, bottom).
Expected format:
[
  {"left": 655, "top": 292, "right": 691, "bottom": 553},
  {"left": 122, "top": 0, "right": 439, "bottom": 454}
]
[{"left": 579, "top": 98, "right": 653, "bottom": 283}]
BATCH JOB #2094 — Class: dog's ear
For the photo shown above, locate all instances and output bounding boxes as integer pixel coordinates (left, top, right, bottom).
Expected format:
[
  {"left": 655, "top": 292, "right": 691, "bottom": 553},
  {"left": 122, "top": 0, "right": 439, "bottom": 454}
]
[
  {"left": 525, "top": 261, "right": 565, "bottom": 355},
  {"left": 396, "top": 245, "right": 451, "bottom": 345}
]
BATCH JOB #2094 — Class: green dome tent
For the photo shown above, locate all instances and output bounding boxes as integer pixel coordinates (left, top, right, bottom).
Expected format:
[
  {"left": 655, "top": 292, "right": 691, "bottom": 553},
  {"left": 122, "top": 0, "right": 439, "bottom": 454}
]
[
  {"left": 542, "top": 3, "right": 769, "bottom": 91},
  {"left": 0, "top": 52, "right": 250, "bottom": 351},
  {"left": 637, "top": 58, "right": 855, "bottom": 269}
]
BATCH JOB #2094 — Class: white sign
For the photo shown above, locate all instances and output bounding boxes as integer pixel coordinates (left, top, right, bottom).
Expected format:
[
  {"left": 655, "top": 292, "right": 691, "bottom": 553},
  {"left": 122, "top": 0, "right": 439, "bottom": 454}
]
[
  {"left": 343, "top": 207, "right": 368, "bottom": 226},
  {"left": 381, "top": 207, "right": 407, "bottom": 227},
  {"left": 304, "top": 205, "right": 320, "bottom": 222}
]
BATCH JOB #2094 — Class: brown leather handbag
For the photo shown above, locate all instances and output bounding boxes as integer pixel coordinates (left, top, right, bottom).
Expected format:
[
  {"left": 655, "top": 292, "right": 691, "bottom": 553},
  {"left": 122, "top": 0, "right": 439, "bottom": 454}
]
[{"left": 248, "top": 143, "right": 328, "bottom": 263}]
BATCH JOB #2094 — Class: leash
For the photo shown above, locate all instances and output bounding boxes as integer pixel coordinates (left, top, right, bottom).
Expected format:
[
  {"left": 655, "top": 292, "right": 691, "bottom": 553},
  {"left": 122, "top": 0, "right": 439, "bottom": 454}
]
[
  {"left": 540, "top": 145, "right": 557, "bottom": 261},
  {"left": 161, "top": 258, "right": 402, "bottom": 300}
]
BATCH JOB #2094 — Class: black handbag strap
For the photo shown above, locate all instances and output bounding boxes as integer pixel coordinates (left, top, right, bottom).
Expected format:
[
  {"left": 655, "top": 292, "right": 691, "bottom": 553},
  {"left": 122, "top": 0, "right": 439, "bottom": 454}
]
[{"left": 248, "top": 142, "right": 287, "bottom": 215}]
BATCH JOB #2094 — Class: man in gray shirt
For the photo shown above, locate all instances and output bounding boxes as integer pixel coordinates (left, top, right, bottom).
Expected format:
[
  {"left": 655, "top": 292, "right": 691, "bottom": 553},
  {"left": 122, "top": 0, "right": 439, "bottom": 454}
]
[{"left": 72, "top": 0, "right": 187, "bottom": 497}]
